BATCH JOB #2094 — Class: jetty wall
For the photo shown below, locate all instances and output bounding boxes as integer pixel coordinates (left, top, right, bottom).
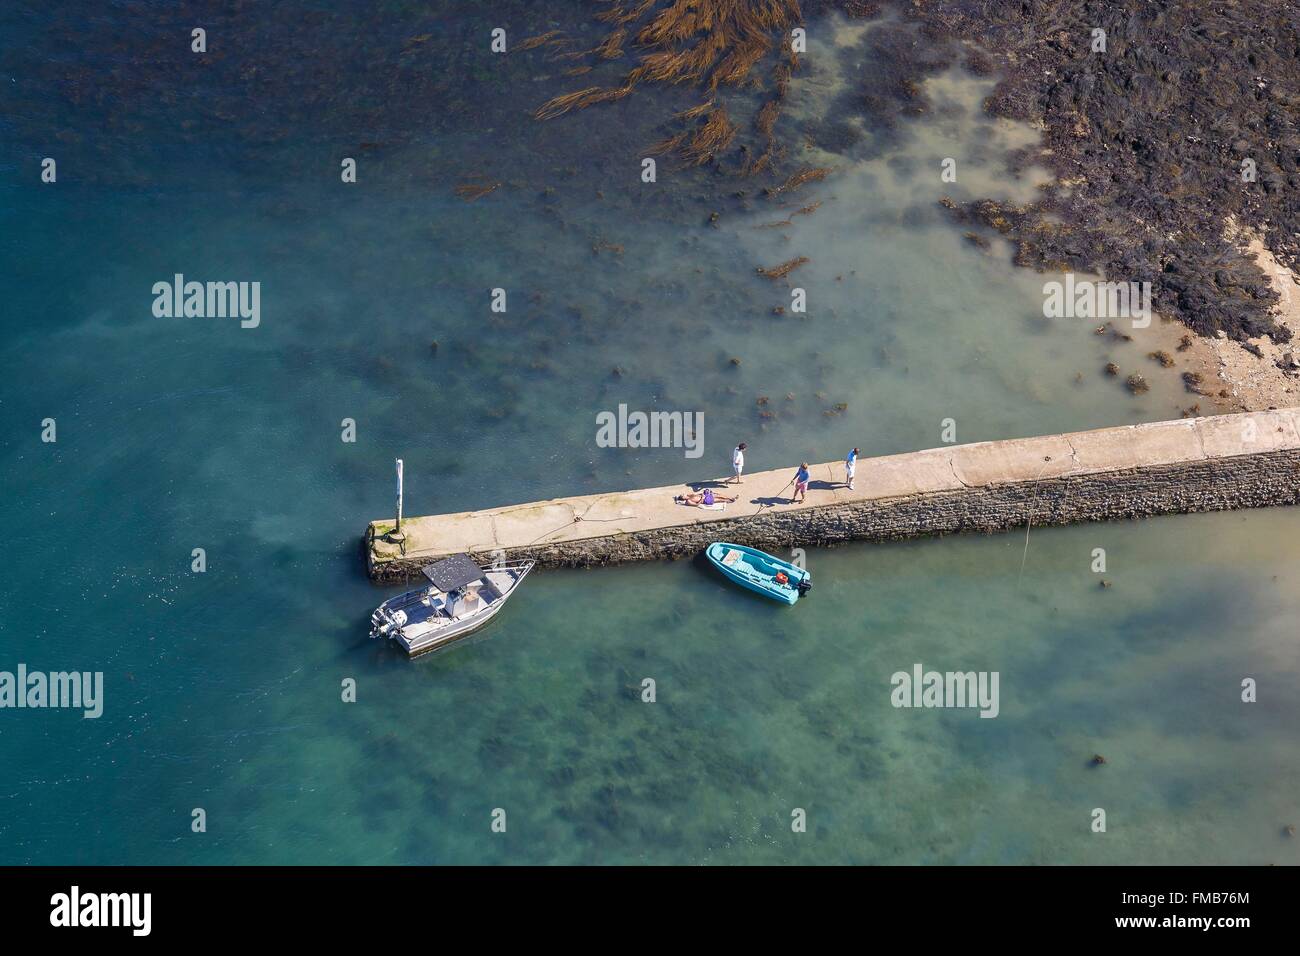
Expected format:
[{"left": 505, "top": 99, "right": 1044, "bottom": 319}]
[{"left": 365, "top": 409, "right": 1300, "bottom": 582}]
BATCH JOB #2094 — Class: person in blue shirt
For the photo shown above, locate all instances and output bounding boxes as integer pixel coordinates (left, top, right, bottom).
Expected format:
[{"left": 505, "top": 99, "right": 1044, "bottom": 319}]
[
  {"left": 792, "top": 462, "right": 810, "bottom": 503},
  {"left": 845, "top": 447, "right": 859, "bottom": 490}
]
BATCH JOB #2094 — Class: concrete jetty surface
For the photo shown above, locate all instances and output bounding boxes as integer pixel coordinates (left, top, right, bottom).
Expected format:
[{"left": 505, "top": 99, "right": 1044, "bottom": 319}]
[{"left": 365, "top": 409, "right": 1300, "bottom": 581}]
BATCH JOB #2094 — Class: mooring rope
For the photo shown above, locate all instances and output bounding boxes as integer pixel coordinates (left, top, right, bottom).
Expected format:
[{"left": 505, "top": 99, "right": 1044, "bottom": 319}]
[
  {"left": 526, "top": 505, "right": 640, "bottom": 546},
  {"left": 1018, "top": 455, "right": 1072, "bottom": 587}
]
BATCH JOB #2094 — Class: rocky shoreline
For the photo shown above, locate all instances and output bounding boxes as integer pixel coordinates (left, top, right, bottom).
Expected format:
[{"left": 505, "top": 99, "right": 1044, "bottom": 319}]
[
  {"left": 897, "top": 0, "right": 1299, "bottom": 350},
  {"left": 1157, "top": 223, "right": 1300, "bottom": 411},
  {"left": 904, "top": 0, "right": 1300, "bottom": 412}
]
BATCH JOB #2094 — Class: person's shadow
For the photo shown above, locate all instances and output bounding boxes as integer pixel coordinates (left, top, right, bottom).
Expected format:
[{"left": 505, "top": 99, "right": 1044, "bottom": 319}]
[
  {"left": 686, "top": 479, "right": 731, "bottom": 490},
  {"left": 751, "top": 480, "right": 834, "bottom": 506}
]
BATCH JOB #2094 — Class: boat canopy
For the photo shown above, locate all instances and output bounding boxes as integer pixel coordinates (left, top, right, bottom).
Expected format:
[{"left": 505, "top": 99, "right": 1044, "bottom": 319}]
[{"left": 421, "top": 553, "right": 486, "bottom": 592}]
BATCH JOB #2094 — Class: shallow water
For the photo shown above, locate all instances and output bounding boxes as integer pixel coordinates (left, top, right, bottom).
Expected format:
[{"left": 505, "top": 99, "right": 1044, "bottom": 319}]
[{"left": 0, "top": 2, "right": 1295, "bottom": 865}]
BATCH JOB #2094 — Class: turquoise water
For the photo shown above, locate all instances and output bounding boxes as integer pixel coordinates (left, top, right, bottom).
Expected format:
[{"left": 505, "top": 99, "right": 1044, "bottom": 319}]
[{"left": 1, "top": 2, "right": 1296, "bottom": 864}]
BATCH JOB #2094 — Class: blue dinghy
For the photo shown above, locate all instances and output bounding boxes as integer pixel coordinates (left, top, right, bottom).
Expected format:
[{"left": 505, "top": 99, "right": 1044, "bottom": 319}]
[{"left": 705, "top": 542, "right": 812, "bottom": 605}]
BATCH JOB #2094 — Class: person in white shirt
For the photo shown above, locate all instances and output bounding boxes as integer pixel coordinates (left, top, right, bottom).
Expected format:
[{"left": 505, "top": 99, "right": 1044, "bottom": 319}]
[
  {"left": 845, "top": 447, "right": 859, "bottom": 490},
  {"left": 729, "top": 442, "right": 747, "bottom": 484}
]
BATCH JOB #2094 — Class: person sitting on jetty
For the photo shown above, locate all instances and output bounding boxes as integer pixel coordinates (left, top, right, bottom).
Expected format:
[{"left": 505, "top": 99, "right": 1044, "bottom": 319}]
[
  {"left": 676, "top": 488, "right": 737, "bottom": 507},
  {"left": 791, "top": 463, "right": 810, "bottom": 503},
  {"left": 845, "top": 447, "right": 859, "bottom": 490}
]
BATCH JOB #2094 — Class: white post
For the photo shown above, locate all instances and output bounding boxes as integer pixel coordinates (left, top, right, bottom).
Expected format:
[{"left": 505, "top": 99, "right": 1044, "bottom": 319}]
[{"left": 395, "top": 458, "right": 404, "bottom": 534}]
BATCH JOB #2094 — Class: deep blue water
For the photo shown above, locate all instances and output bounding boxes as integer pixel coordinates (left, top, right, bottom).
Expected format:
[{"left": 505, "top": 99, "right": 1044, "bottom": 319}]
[{"left": 1, "top": 1, "right": 1297, "bottom": 865}]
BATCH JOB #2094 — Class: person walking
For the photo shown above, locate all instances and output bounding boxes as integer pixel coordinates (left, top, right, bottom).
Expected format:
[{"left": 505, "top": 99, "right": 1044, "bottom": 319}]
[
  {"left": 729, "top": 442, "right": 747, "bottom": 484},
  {"left": 845, "top": 447, "right": 859, "bottom": 490},
  {"left": 791, "top": 462, "right": 810, "bottom": 503}
]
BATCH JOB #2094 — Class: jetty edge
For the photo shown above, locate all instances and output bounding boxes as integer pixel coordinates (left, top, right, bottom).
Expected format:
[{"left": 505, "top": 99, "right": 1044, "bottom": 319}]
[{"left": 365, "top": 408, "right": 1300, "bottom": 582}]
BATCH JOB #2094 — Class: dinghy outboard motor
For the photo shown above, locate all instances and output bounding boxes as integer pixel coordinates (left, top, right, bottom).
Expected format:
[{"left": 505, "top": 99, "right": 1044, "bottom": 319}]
[{"left": 796, "top": 578, "right": 813, "bottom": 597}]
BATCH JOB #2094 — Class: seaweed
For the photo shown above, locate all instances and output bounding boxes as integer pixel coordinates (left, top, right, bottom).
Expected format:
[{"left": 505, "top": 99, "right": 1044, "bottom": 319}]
[
  {"left": 454, "top": 178, "right": 501, "bottom": 202},
  {"left": 514, "top": 31, "right": 564, "bottom": 53},
  {"left": 754, "top": 200, "right": 823, "bottom": 229},
  {"left": 1147, "top": 350, "right": 1175, "bottom": 368},
  {"left": 765, "top": 166, "right": 833, "bottom": 198},
  {"left": 680, "top": 107, "right": 738, "bottom": 166},
  {"left": 534, "top": 87, "right": 606, "bottom": 121},
  {"left": 756, "top": 256, "right": 810, "bottom": 279},
  {"left": 532, "top": 0, "right": 806, "bottom": 169}
]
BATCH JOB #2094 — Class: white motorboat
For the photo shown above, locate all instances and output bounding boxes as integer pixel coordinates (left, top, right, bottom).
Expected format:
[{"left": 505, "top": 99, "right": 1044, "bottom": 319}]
[{"left": 369, "top": 553, "right": 534, "bottom": 656}]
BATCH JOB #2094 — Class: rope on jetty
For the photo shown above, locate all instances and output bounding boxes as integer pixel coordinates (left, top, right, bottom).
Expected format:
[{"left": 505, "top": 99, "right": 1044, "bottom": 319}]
[{"left": 526, "top": 506, "right": 641, "bottom": 546}]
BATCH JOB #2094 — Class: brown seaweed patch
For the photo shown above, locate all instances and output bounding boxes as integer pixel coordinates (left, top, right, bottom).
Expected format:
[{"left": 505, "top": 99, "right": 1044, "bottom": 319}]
[
  {"left": 1125, "top": 374, "right": 1150, "bottom": 395},
  {"left": 1147, "top": 350, "right": 1175, "bottom": 368},
  {"left": 754, "top": 197, "right": 821, "bottom": 227},
  {"left": 597, "top": 0, "right": 658, "bottom": 27},
  {"left": 592, "top": 27, "right": 629, "bottom": 60},
  {"left": 756, "top": 256, "right": 809, "bottom": 280},
  {"left": 535, "top": 87, "right": 605, "bottom": 120},
  {"left": 755, "top": 99, "right": 781, "bottom": 139},
  {"left": 742, "top": 148, "right": 776, "bottom": 177},
  {"left": 680, "top": 107, "right": 737, "bottom": 166},
  {"left": 400, "top": 34, "right": 433, "bottom": 56},
  {"left": 454, "top": 177, "right": 501, "bottom": 202},
  {"left": 515, "top": 31, "right": 564, "bottom": 53},
  {"left": 648, "top": 132, "right": 689, "bottom": 155},
  {"left": 766, "top": 166, "right": 832, "bottom": 199},
  {"left": 676, "top": 99, "right": 716, "bottom": 121},
  {"left": 531, "top": 0, "right": 804, "bottom": 167}
]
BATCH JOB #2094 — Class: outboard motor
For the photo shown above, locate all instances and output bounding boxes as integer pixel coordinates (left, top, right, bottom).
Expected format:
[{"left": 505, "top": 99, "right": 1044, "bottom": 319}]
[{"left": 796, "top": 578, "right": 813, "bottom": 597}]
